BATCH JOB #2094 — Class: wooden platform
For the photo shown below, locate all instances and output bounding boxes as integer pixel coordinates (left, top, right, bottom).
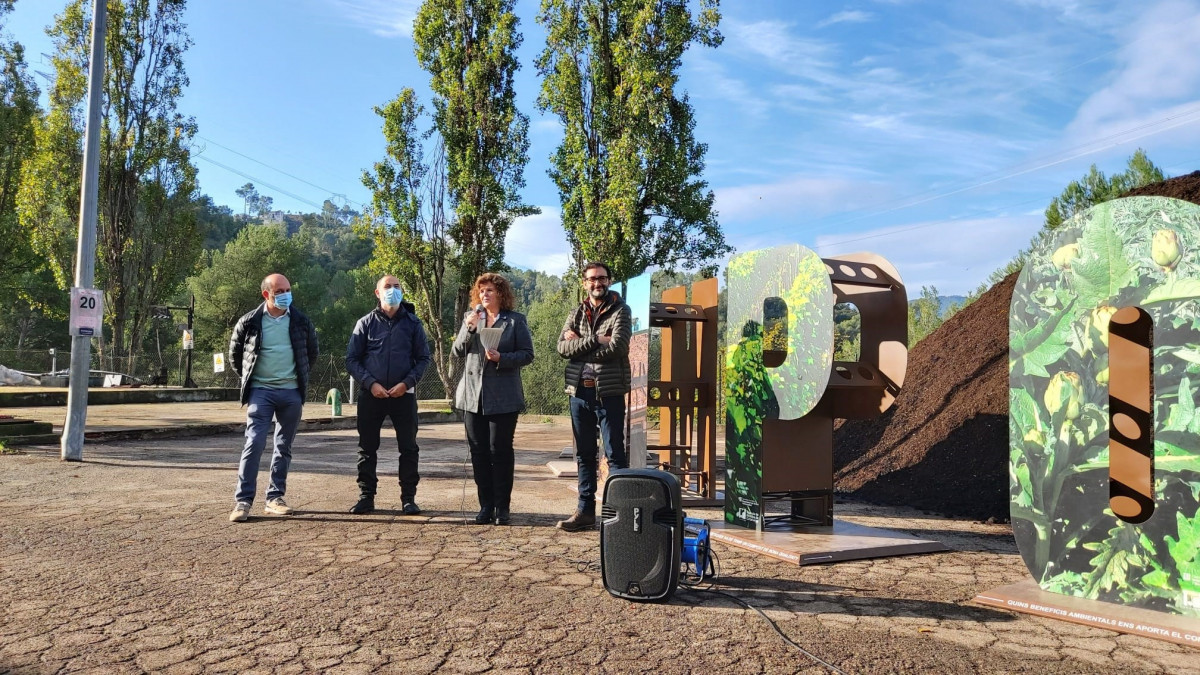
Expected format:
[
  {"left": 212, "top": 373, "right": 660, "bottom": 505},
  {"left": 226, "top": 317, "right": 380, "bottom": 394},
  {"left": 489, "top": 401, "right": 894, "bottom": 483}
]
[
  {"left": 707, "top": 518, "right": 949, "bottom": 565},
  {"left": 975, "top": 580, "right": 1200, "bottom": 648},
  {"left": 546, "top": 460, "right": 577, "bottom": 477}
]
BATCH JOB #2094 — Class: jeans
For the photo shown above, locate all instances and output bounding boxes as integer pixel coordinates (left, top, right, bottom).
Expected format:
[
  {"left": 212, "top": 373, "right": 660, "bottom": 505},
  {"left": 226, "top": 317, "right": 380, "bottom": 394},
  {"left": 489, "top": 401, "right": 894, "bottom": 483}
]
[
  {"left": 463, "top": 410, "right": 519, "bottom": 510},
  {"left": 569, "top": 385, "right": 628, "bottom": 511},
  {"left": 235, "top": 387, "right": 303, "bottom": 504},
  {"left": 356, "top": 393, "right": 420, "bottom": 501}
]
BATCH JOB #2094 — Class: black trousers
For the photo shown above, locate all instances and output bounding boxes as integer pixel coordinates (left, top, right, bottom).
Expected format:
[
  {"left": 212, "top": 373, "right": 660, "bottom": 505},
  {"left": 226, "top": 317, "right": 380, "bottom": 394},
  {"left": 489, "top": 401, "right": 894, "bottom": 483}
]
[
  {"left": 356, "top": 393, "right": 420, "bottom": 501},
  {"left": 462, "top": 410, "right": 519, "bottom": 510}
]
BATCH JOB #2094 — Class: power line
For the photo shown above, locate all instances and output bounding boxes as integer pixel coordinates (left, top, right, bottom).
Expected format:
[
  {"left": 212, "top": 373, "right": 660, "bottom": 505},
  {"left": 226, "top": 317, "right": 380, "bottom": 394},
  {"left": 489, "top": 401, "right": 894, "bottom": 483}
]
[
  {"left": 196, "top": 135, "right": 366, "bottom": 210},
  {"left": 748, "top": 101, "right": 1200, "bottom": 241},
  {"left": 194, "top": 154, "right": 326, "bottom": 211},
  {"left": 812, "top": 194, "right": 1047, "bottom": 253}
]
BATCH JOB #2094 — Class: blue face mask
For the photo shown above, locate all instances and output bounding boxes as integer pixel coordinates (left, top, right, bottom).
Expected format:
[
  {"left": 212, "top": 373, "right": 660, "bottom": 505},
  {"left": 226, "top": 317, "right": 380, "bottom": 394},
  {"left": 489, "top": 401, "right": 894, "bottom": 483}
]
[
  {"left": 381, "top": 287, "right": 403, "bottom": 307},
  {"left": 272, "top": 291, "right": 292, "bottom": 310}
]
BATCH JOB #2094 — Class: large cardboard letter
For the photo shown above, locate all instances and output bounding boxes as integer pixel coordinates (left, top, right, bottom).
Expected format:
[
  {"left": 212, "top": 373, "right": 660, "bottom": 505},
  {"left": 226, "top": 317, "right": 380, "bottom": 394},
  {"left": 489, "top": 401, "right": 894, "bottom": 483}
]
[
  {"left": 1010, "top": 196, "right": 1200, "bottom": 616},
  {"left": 724, "top": 245, "right": 834, "bottom": 527}
]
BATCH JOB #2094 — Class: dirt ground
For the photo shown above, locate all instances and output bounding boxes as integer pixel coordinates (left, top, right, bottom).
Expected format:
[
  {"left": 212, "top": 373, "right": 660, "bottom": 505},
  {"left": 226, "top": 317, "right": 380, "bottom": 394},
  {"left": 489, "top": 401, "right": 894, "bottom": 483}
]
[{"left": 2, "top": 419, "right": 1197, "bottom": 674}]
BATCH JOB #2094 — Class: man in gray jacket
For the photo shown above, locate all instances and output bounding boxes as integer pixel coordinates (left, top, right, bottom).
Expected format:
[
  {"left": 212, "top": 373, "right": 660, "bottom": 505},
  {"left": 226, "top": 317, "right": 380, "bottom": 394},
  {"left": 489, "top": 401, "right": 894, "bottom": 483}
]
[
  {"left": 345, "top": 275, "right": 431, "bottom": 515},
  {"left": 556, "top": 262, "right": 632, "bottom": 531}
]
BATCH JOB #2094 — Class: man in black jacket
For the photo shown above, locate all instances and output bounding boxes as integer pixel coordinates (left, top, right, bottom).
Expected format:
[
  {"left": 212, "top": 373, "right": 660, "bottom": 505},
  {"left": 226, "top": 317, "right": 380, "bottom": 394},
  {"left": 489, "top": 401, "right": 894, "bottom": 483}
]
[
  {"left": 228, "top": 273, "right": 319, "bottom": 523},
  {"left": 345, "top": 275, "right": 432, "bottom": 515},
  {"left": 556, "top": 262, "right": 632, "bottom": 531}
]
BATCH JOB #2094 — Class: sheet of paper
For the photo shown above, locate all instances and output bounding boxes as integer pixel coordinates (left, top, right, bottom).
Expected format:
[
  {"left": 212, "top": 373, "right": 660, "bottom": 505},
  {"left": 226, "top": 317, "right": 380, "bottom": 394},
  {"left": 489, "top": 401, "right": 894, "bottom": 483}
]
[{"left": 478, "top": 327, "right": 503, "bottom": 352}]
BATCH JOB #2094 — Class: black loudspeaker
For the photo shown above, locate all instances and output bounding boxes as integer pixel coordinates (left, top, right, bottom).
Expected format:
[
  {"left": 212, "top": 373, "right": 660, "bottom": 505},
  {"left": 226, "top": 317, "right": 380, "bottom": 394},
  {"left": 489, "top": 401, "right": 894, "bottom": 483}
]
[{"left": 600, "top": 469, "right": 682, "bottom": 602}]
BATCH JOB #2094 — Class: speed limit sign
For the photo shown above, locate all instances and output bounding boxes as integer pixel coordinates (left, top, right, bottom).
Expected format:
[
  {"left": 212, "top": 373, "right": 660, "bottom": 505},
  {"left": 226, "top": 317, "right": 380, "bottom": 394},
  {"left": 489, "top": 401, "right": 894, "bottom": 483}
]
[{"left": 69, "top": 287, "right": 104, "bottom": 337}]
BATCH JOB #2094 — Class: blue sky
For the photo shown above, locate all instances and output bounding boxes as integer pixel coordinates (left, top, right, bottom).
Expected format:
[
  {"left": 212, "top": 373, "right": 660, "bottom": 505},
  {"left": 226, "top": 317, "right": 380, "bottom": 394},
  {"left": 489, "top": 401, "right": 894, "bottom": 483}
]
[{"left": 8, "top": 0, "right": 1200, "bottom": 294}]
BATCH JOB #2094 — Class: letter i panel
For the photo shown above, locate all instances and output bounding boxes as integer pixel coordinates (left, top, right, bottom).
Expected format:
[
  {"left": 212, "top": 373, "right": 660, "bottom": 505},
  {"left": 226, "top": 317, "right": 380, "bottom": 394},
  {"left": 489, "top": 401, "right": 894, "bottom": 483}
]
[{"left": 1010, "top": 196, "right": 1200, "bottom": 616}]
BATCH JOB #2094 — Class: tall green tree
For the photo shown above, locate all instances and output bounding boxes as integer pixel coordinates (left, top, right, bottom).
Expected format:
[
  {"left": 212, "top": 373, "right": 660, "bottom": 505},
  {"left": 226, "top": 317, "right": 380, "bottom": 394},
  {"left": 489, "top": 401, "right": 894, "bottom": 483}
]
[
  {"left": 0, "top": 0, "right": 42, "bottom": 295},
  {"left": 235, "top": 182, "right": 258, "bottom": 219},
  {"left": 17, "top": 0, "right": 202, "bottom": 365},
  {"left": 907, "top": 285, "right": 943, "bottom": 347},
  {"left": 414, "top": 0, "right": 538, "bottom": 318},
  {"left": 361, "top": 90, "right": 457, "bottom": 397},
  {"left": 186, "top": 224, "right": 309, "bottom": 353},
  {"left": 536, "top": 0, "right": 729, "bottom": 280},
  {"left": 364, "top": 0, "right": 537, "bottom": 396}
]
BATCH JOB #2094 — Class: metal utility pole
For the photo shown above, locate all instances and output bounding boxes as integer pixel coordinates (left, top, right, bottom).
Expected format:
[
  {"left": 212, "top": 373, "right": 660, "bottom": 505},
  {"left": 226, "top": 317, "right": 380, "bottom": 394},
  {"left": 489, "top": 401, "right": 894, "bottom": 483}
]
[
  {"left": 184, "top": 294, "right": 196, "bottom": 388},
  {"left": 61, "top": 0, "right": 107, "bottom": 462}
]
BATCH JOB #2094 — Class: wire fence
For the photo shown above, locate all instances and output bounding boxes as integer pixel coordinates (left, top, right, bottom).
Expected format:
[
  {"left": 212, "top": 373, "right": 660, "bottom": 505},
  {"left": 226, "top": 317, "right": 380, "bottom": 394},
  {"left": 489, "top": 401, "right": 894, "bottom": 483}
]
[{"left": 0, "top": 347, "right": 584, "bottom": 414}]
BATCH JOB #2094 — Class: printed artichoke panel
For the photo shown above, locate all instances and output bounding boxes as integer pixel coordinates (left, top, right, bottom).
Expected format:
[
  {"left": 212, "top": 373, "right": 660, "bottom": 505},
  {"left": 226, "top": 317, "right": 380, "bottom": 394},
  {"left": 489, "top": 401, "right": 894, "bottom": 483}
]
[
  {"left": 1010, "top": 196, "right": 1200, "bottom": 616},
  {"left": 724, "top": 245, "right": 834, "bottom": 527}
]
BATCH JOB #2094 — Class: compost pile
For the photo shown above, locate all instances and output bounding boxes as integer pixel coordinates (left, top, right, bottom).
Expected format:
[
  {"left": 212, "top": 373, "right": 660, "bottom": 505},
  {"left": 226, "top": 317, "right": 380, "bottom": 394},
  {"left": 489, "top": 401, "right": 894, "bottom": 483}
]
[{"left": 832, "top": 170, "right": 1200, "bottom": 520}]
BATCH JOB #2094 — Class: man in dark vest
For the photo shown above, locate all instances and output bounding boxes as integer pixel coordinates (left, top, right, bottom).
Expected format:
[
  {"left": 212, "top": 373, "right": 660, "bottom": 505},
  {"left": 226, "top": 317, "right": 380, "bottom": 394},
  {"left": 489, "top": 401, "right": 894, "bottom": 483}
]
[
  {"left": 556, "top": 262, "right": 632, "bottom": 531},
  {"left": 345, "top": 275, "right": 432, "bottom": 515},
  {"left": 228, "top": 273, "right": 319, "bottom": 523}
]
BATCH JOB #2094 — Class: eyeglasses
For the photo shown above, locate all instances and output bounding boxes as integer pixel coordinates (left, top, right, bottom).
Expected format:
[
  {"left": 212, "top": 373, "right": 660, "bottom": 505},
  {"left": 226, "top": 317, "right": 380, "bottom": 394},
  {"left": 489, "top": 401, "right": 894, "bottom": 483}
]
[{"left": 584, "top": 276, "right": 610, "bottom": 284}]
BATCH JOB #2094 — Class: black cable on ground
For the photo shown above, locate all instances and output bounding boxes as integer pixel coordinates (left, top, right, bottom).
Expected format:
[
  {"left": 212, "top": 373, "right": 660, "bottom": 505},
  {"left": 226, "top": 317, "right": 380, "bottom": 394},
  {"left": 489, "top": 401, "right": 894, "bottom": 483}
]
[
  {"left": 444, "top": 497, "right": 843, "bottom": 672},
  {"left": 682, "top": 549, "right": 847, "bottom": 675}
]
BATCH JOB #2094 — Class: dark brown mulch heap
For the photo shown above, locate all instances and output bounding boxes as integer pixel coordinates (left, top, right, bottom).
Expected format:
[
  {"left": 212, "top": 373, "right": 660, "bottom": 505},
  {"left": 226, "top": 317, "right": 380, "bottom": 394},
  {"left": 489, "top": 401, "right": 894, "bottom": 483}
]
[
  {"left": 1123, "top": 170, "right": 1200, "bottom": 202},
  {"left": 832, "top": 170, "right": 1200, "bottom": 521},
  {"left": 833, "top": 273, "right": 1016, "bottom": 521}
]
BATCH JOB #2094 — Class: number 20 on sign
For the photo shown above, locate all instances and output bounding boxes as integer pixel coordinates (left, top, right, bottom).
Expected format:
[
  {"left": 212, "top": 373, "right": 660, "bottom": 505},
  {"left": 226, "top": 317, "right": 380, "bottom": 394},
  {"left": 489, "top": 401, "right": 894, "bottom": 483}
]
[{"left": 69, "top": 287, "right": 103, "bottom": 337}]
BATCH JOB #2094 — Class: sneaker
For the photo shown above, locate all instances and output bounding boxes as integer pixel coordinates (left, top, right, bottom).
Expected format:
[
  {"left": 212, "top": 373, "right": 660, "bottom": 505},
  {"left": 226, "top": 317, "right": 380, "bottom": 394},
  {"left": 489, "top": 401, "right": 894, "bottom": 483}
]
[
  {"left": 229, "top": 502, "right": 250, "bottom": 522},
  {"left": 264, "top": 497, "right": 294, "bottom": 515},
  {"left": 556, "top": 509, "right": 596, "bottom": 532},
  {"left": 349, "top": 496, "right": 375, "bottom": 514},
  {"left": 402, "top": 501, "right": 422, "bottom": 515}
]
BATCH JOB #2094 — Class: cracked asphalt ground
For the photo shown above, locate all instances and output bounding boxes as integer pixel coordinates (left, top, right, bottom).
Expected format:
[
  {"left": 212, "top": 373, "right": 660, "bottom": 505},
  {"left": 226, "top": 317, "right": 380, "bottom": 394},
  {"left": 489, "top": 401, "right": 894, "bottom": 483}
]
[{"left": 2, "top": 418, "right": 1197, "bottom": 674}]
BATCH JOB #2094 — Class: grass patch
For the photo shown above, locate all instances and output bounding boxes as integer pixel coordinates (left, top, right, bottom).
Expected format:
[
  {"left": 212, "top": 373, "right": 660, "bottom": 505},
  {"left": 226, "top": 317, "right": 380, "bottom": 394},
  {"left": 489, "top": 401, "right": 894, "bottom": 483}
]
[{"left": 0, "top": 440, "right": 21, "bottom": 455}]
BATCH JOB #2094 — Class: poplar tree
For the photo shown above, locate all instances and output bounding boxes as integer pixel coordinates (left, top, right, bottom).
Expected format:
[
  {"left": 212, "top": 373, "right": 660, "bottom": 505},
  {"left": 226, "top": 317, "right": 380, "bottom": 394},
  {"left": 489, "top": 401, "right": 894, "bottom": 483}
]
[
  {"left": 414, "top": 0, "right": 538, "bottom": 319},
  {"left": 536, "top": 0, "right": 729, "bottom": 280},
  {"left": 17, "top": 0, "right": 200, "bottom": 364},
  {"left": 363, "top": 0, "right": 536, "bottom": 395},
  {"left": 361, "top": 89, "right": 457, "bottom": 397},
  {"left": 0, "top": 0, "right": 41, "bottom": 292}
]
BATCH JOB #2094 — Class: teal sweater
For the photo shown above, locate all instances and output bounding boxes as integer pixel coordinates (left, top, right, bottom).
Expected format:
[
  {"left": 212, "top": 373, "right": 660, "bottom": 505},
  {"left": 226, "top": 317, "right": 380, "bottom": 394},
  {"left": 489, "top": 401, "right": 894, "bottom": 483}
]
[{"left": 250, "top": 312, "right": 298, "bottom": 389}]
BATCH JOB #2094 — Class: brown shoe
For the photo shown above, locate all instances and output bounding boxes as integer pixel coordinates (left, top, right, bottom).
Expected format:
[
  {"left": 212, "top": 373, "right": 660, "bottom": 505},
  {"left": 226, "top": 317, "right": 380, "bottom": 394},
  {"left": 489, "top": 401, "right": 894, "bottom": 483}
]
[{"left": 556, "top": 509, "right": 596, "bottom": 532}]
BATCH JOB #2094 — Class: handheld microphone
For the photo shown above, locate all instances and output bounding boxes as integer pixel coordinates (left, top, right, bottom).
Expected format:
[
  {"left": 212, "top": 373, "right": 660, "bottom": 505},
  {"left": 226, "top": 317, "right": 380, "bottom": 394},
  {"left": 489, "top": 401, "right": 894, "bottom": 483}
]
[{"left": 475, "top": 304, "right": 486, "bottom": 326}]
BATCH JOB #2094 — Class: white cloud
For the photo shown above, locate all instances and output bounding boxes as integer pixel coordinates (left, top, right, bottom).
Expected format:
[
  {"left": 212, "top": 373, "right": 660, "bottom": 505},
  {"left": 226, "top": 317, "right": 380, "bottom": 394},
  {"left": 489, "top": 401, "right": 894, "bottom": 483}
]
[
  {"left": 325, "top": 0, "right": 421, "bottom": 38},
  {"left": 532, "top": 118, "right": 563, "bottom": 134},
  {"left": 1067, "top": 0, "right": 1200, "bottom": 141},
  {"left": 812, "top": 215, "right": 1042, "bottom": 294},
  {"left": 817, "top": 10, "right": 874, "bottom": 29},
  {"left": 725, "top": 19, "right": 838, "bottom": 85},
  {"left": 505, "top": 207, "right": 571, "bottom": 275},
  {"left": 770, "top": 83, "right": 834, "bottom": 105},
  {"left": 714, "top": 175, "right": 876, "bottom": 224},
  {"left": 686, "top": 51, "right": 771, "bottom": 118}
]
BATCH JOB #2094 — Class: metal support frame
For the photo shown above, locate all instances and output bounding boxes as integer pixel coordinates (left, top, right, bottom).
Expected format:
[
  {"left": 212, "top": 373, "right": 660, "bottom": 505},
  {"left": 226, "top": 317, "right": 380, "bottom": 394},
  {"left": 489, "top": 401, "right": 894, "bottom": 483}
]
[{"left": 650, "top": 279, "right": 721, "bottom": 505}]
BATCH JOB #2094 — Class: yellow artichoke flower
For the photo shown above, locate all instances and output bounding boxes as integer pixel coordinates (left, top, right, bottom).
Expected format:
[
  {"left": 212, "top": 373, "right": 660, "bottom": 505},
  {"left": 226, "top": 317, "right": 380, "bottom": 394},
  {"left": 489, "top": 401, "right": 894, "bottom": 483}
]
[
  {"left": 1052, "top": 243, "right": 1080, "bottom": 270},
  {"left": 1044, "top": 371, "right": 1083, "bottom": 420},
  {"left": 1152, "top": 229, "right": 1181, "bottom": 270},
  {"left": 1091, "top": 305, "right": 1118, "bottom": 348}
]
